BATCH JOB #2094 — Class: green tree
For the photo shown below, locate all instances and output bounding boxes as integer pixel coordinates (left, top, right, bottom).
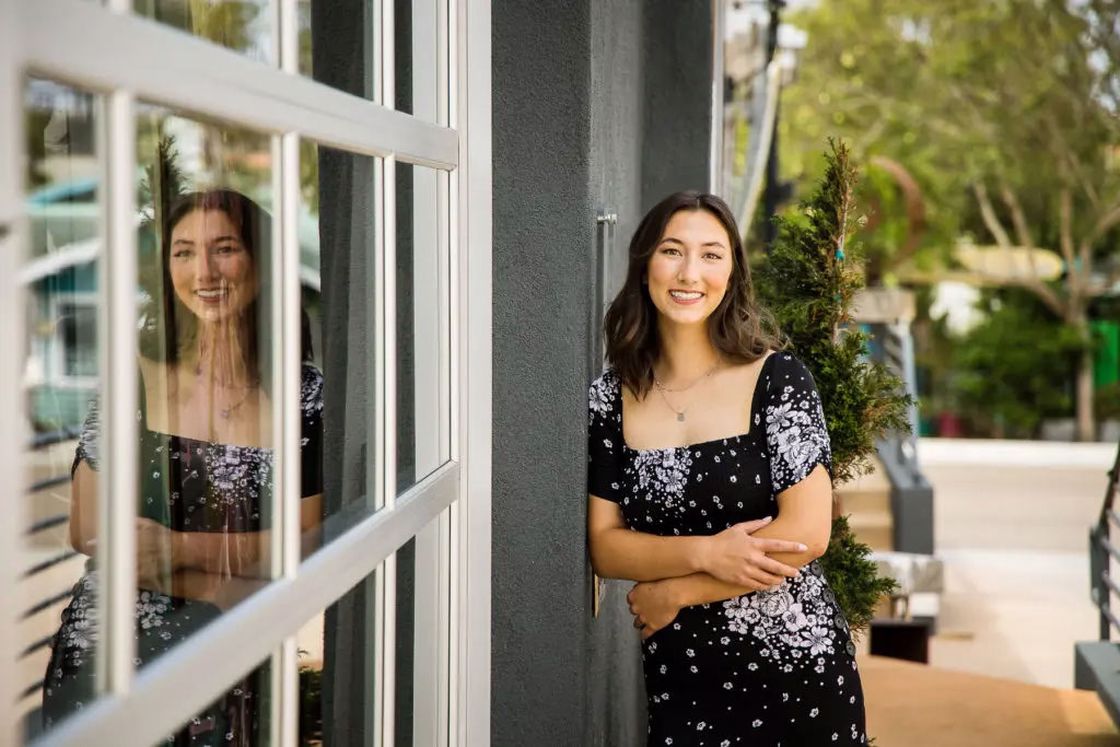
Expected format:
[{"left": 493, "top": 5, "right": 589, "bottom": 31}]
[
  {"left": 756, "top": 141, "right": 906, "bottom": 635},
  {"left": 952, "top": 291, "right": 1090, "bottom": 438},
  {"left": 782, "top": 0, "right": 1120, "bottom": 440}
]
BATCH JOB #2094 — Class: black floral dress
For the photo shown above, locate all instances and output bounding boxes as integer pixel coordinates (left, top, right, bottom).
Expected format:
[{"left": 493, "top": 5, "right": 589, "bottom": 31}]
[
  {"left": 42, "top": 364, "right": 324, "bottom": 745},
  {"left": 588, "top": 353, "right": 866, "bottom": 746}
]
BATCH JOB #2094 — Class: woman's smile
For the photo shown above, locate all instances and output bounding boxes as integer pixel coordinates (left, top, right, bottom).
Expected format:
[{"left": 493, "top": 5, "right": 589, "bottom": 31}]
[
  {"left": 669, "top": 289, "right": 705, "bottom": 305},
  {"left": 194, "top": 287, "right": 231, "bottom": 304}
]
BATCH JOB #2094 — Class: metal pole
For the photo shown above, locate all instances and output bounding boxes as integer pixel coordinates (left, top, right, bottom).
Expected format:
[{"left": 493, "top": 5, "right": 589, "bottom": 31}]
[{"left": 762, "top": 0, "right": 784, "bottom": 251}]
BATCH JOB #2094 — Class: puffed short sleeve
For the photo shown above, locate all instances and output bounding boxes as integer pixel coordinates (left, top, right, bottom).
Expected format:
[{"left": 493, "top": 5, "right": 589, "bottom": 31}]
[
  {"left": 299, "top": 364, "right": 325, "bottom": 498},
  {"left": 71, "top": 396, "right": 102, "bottom": 475},
  {"left": 587, "top": 369, "right": 625, "bottom": 503},
  {"left": 762, "top": 353, "right": 832, "bottom": 493}
]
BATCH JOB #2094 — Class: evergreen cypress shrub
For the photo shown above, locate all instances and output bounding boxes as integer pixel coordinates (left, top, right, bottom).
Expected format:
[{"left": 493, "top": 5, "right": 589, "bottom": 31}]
[{"left": 755, "top": 140, "right": 908, "bottom": 636}]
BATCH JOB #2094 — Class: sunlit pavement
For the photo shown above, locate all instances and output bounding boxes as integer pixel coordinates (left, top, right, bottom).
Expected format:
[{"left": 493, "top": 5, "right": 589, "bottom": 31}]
[
  {"left": 917, "top": 437, "right": 1114, "bottom": 690},
  {"left": 854, "top": 438, "right": 1120, "bottom": 744}
]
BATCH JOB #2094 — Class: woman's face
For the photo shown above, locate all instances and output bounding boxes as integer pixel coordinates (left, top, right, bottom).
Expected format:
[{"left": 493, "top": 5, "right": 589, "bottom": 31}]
[
  {"left": 645, "top": 209, "right": 734, "bottom": 328},
  {"left": 169, "top": 209, "right": 258, "bottom": 324}
]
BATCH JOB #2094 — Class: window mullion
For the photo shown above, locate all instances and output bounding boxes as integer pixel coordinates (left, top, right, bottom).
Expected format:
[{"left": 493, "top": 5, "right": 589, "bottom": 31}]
[
  {"left": 378, "top": 0, "right": 399, "bottom": 740},
  {"left": 0, "top": 10, "right": 27, "bottom": 742},
  {"left": 100, "top": 85, "right": 138, "bottom": 698}
]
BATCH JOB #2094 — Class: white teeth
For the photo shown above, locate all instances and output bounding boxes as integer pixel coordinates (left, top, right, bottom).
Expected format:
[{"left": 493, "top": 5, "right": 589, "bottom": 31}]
[
  {"left": 670, "top": 290, "right": 703, "bottom": 300},
  {"left": 196, "top": 289, "right": 227, "bottom": 298}
]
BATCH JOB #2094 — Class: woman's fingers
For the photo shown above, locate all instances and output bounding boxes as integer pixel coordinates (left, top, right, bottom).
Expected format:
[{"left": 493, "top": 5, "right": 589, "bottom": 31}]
[
  {"left": 758, "top": 556, "right": 801, "bottom": 578},
  {"left": 745, "top": 568, "right": 784, "bottom": 587},
  {"left": 734, "top": 517, "right": 773, "bottom": 534},
  {"left": 756, "top": 537, "right": 809, "bottom": 555}
]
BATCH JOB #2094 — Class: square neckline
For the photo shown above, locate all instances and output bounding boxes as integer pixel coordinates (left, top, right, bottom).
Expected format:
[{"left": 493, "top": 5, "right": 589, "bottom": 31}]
[
  {"left": 619, "top": 352, "right": 777, "bottom": 454},
  {"left": 135, "top": 363, "right": 318, "bottom": 452}
]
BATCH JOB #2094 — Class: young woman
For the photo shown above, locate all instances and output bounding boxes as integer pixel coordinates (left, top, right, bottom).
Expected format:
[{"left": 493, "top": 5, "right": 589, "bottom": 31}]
[
  {"left": 43, "top": 190, "right": 324, "bottom": 745},
  {"left": 587, "top": 191, "right": 866, "bottom": 745}
]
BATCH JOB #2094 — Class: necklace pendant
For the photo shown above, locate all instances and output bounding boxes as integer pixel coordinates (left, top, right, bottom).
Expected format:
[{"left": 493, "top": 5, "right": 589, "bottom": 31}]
[{"left": 676, "top": 412, "right": 686, "bottom": 422}]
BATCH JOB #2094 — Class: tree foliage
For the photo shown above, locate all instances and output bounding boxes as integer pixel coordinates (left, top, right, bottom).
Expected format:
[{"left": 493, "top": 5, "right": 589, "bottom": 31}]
[
  {"left": 756, "top": 141, "right": 906, "bottom": 634},
  {"left": 817, "top": 516, "right": 896, "bottom": 637},
  {"left": 952, "top": 291, "right": 1091, "bottom": 437},
  {"left": 782, "top": 0, "right": 1120, "bottom": 439},
  {"left": 757, "top": 141, "right": 911, "bottom": 485}
]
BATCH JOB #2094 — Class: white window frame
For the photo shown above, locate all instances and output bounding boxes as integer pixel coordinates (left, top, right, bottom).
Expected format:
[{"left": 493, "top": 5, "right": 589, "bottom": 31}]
[{"left": 0, "top": 0, "right": 492, "bottom": 744}]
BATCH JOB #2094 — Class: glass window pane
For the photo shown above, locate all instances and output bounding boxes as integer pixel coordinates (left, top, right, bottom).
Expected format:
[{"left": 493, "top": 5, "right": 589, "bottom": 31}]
[
  {"left": 394, "top": 514, "right": 447, "bottom": 746},
  {"left": 163, "top": 658, "right": 272, "bottom": 745},
  {"left": 134, "top": 0, "right": 273, "bottom": 64},
  {"left": 301, "top": 141, "right": 378, "bottom": 555},
  {"left": 395, "top": 0, "right": 442, "bottom": 123},
  {"left": 295, "top": 529, "right": 441, "bottom": 746},
  {"left": 396, "top": 163, "right": 447, "bottom": 494},
  {"left": 129, "top": 106, "right": 281, "bottom": 667},
  {"left": 394, "top": 537, "right": 415, "bottom": 745},
  {"left": 300, "top": 0, "right": 377, "bottom": 101},
  {"left": 22, "top": 78, "right": 101, "bottom": 742},
  {"left": 297, "top": 566, "right": 380, "bottom": 744}
]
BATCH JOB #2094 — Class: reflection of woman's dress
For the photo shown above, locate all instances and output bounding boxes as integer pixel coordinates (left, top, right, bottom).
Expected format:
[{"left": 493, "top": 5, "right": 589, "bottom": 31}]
[
  {"left": 43, "top": 365, "right": 323, "bottom": 745},
  {"left": 588, "top": 353, "right": 867, "bottom": 746}
]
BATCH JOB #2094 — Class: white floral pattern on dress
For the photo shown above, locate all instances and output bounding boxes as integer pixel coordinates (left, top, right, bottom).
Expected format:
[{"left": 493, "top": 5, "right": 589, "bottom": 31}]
[
  {"left": 721, "top": 561, "right": 853, "bottom": 665},
  {"left": 765, "top": 357, "right": 831, "bottom": 492},
  {"left": 589, "top": 355, "right": 864, "bottom": 744},
  {"left": 631, "top": 447, "right": 693, "bottom": 510},
  {"left": 45, "top": 365, "right": 325, "bottom": 745}
]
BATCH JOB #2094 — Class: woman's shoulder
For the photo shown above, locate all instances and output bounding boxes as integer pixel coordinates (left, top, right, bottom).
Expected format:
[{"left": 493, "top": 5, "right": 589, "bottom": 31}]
[
  {"left": 588, "top": 367, "right": 621, "bottom": 420},
  {"left": 301, "top": 363, "right": 324, "bottom": 417},
  {"left": 763, "top": 350, "right": 815, "bottom": 385}
]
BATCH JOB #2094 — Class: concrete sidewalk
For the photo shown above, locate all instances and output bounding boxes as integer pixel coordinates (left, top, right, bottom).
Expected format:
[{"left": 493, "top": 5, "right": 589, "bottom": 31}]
[
  {"left": 886, "top": 438, "right": 1120, "bottom": 740},
  {"left": 861, "top": 655, "right": 1119, "bottom": 746},
  {"left": 917, "top": 438, "right": 1112, "bottom": 689}
]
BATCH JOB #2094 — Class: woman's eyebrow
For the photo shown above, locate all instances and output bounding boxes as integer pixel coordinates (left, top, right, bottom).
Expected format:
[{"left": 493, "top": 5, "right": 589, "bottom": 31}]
[
  {"left": 208, "top": 235, "right": 240, "bottom": 243},
  {"left": 702, "top": 241, "right": 727, "bottom": 249},
  {"left": 658, "top": 237, "right": 684, "bottom": 245}
]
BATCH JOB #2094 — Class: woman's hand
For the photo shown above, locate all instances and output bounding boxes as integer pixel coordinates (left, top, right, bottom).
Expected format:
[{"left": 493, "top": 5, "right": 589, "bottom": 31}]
[
  {"left": 701, "top": 517, "right": 805, "bottom": 587},
  {"left": 628, "top": 580, "right": 683, "bottom": 640},
  {"left": 136, "top": 517, "right": 176, "bottom": 591}
]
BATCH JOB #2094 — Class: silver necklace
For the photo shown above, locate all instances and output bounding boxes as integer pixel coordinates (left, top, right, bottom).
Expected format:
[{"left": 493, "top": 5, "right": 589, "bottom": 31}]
[
  {"left": 653, "top": 362, "right": 720, "bottom": 422},
  {"left": 219, "top": 389, "right": 252, "bottom": 420},
  {"left": 194, "top": 365, "right": 257, "bottom": 420}
]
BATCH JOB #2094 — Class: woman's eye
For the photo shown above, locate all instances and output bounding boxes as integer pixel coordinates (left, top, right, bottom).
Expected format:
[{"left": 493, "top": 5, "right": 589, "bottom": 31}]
[
  {"left": 214, "top": 244, "right": 238, "bottom": 255},
  {"left": 661, "top": 247, "right": 681, "bottom": 256},
  {"left": 172, "top": 249, "right": 192, "bottom": 259},
  {"left": 705, "top": 253, "right": 723, "bottom": 260}
]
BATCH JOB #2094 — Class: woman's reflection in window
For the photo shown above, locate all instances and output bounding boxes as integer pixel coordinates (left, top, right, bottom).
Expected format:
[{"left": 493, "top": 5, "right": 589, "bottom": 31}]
[{"left": 43, "top": 190, "right": 324, "bottom": 745}]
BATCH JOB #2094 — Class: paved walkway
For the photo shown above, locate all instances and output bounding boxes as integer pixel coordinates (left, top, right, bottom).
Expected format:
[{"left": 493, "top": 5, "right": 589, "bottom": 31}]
[{"left": 917, "top": 438, "right": 1114, "bottom": 690}]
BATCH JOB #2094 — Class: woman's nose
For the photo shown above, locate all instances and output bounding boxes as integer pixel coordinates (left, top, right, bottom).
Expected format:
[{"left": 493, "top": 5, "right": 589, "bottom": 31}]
[
  {"left": 194, "top": 249, "right": 218, "bottom": 279},
  {"left": 677, "top": 254, "right": 700, "bottom": 282}
]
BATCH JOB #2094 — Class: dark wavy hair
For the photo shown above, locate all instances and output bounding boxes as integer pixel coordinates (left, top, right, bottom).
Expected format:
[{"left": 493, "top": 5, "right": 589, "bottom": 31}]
[
  {"left": 139, "top": 189, "right": 312, "bottom": 375},
  {"left": 603, "top": 190, "right": 783, "bottom": 399}
]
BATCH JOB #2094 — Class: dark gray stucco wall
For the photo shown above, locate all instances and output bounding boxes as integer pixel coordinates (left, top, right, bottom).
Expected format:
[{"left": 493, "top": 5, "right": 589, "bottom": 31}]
[
  {"left": 492, "top": 2, "right": 714, "bottom": 745},
  {"left": 492, "top": 1, "right": 596, "bottom": 745},
  {"left": 590, "top": 0, "right": 645, "bottom": 293},
  {"left": 588, "top": 1, "right": 648, "bottom": 746},
  {"left": 641, "top": 0, "right": 715, "bottom": 211}
]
